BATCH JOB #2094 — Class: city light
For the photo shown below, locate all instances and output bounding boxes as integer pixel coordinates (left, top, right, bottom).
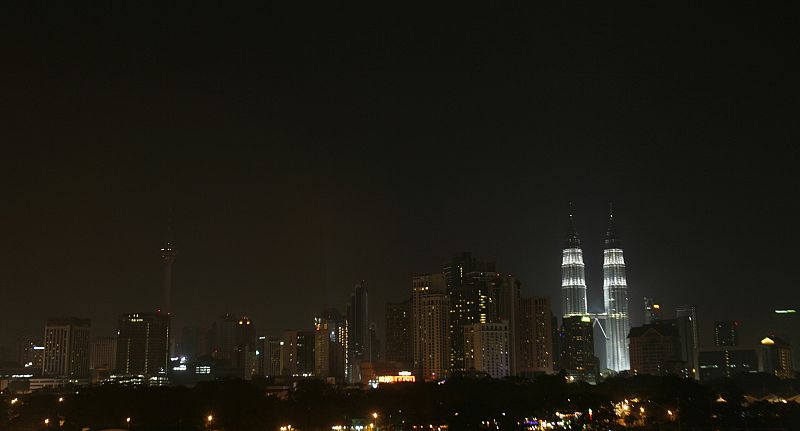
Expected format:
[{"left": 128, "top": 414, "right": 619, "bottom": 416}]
[
  {"left": 207, "top": 414, "right": 214, "bottom": 422},
  {"left": 10, "top": 398, "right": 18, "bottom": 405},
  {"left": 58, "top": 397, "right": 64, "bottom": 402}
]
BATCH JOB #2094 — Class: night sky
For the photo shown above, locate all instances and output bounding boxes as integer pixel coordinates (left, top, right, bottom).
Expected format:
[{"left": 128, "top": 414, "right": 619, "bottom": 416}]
[{"left": 1, "top": 4, "right": 797, "bottom": 352}]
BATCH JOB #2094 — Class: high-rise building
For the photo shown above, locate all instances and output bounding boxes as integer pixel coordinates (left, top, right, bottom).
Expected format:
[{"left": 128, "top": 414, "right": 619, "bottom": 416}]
[
  {"left": 347, "top": 281, "right": 369, "bottom": 382},
  {"left": 561, "top": 211, "right": 588, "bottom": 318},
  {"left": 603, "top": 207, "right": 631, "bottom": 372},
  {"left": 179, "top": 325, "right": 208, "bottom": 360},
  {"left": 280, "top": 330, "right": 298, "bottom": 376},
  {"left": 760, "top": 336, "right": 794, "bottom": 379},
  {"left": 489, "top": 274, "right": 520, "bottom": 375},
  {"left": 676, "top": 305, "right": 699, "bottom": 379},
  {"left": 413, "top": 280, "right": 450, "bottom": 381},
  {"left": 314, "top": 308, "right": 347, "bottom": 379},
  {"left": 411, "top": 273, "right": 448, "bottom": 379},
  {"left": 444, "top": 253, "right": 495, "bottom": 373},
  {"left": 160, "top": 234, "right": 177, "bottom": 314},
  {"left": 698, "top": 348, "right": 758, "bottom": 381},
  {"left": 385, "top": 300, "right": 411, "bottom": 366},
  {"left": 714, "top": 321, "right": 739, "bottom": 347},
  {"left": 559, "top": 316, "right": 598, "bottom": 383},
  {"left": 770, "top": 309, "right": 800, "bottom": 370},
  {"left": 89, "top": 337, "right": 117, "bottom": 370},
  {"left": 116, "top": 312, "right": 170, "bottom": 376},
  {"left": 628, "top": 320, "right": 685, "bottom": 376},
  {"left": 464, "top": 321, "right": 511, "bottom": 378},
  {"left": 643, "top": 297, "right": 663, "bottom": 324},
  {"left": 519, "top": 296, "right": 553, "bottom": 374},
  {"left": 297, "top": 330, "right": 315, "bottom": 376},
  {"left": 43, "top": 318, "right": 91, "bottom": 378},
  {"left": 258, "top": 336, "right": 282, "bottom": 377},
  {"left": 16, "top": 336, "right": 44, "bottom": 372}
]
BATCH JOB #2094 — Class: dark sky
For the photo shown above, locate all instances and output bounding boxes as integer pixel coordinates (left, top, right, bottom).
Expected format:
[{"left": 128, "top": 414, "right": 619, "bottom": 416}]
[{"left": 1, "top": 4, "right": 797, "bottom": 351}]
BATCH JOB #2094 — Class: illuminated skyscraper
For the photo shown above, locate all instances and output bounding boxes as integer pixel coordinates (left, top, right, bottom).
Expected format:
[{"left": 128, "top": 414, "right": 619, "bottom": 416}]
[
  {"left": 561, "top": 210, "right": 587, "bottom": 318},
  {"left": 411, "top": 273, "right": 449, "bottom": 380},
  {"left": 644, "top": 297, "right": 663, "bottom": 324},
  {"left": 603, "top": 206, "right": 630, "bottom": 371}
]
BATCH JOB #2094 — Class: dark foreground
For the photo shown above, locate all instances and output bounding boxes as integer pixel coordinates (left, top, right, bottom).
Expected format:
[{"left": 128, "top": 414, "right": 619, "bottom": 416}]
[{"left": 3, "top": 373, "right": 800, "bottom": 431}]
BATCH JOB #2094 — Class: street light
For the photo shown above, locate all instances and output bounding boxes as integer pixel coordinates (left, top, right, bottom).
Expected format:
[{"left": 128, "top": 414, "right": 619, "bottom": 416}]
[
  {"left": 58, "top": 397, "right": 64, "bottom": 403},
  {"left": 207, "top": 414, "right": 214, "bottom": 422},
  {"left": 44, "top": 418, "right": 50, "bottom": 426},
  {"left": 372, "top": 412, "right": 379, "bottom": 419}
]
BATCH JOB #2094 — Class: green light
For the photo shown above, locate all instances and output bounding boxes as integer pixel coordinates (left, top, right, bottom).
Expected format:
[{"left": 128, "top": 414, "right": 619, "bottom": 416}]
[{"left": 775, "top": 310, "right": 797, "bottom": 314}]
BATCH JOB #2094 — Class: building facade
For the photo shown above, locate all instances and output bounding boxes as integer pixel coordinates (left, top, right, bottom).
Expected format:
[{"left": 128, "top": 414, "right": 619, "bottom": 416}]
[
  {"left": 89, "top": 336, "right": 117, "bottom": 370},
  {"left": 43, "top": 318, "right": 91, "bottom": 378},
  {"left": 676, "top": 305, "right": 700, "bottom": 379},
  {"left": 628, "top": 320, "right": 685, "bottom": 376},
  {"left": 116, "top": 312, "right": 170, "bottom": 376},
  {"left": 698, "top": 348, "right": 758, "bottom": 381},
  {"left": 411, "top": 274, "right": 450, "bottom": 381},
  {"left": 519, "top": 296, "right": 553, "bottom": 374},
  {"left": 464, "top": 321, "right": 511, "bottom": 378},
  {"left": 760, "top": 336, "right": 794, "bottom": 379},
  {"left": 347, "top": 282, "right": 369, "bottom": 382},
  {"left": 561, "top": 213, "right": 588, "bottom": 318},
  {"left": 603, "top": 209, "right": 631, "bottom": 372},
  {"left": 559, "top": 316, "right": 598, "bottom": 383},
  {"left": 385, "top": 301, "right": 411, "bottom": 366}
]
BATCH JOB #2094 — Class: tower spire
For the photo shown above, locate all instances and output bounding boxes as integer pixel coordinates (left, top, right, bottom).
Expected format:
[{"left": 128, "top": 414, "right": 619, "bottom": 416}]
[
  {"left": 160, "top": 213, "right": 177, "bottom": 313},
  {"left": 565, "top": 202, "right": 581, "bottom": 249}
]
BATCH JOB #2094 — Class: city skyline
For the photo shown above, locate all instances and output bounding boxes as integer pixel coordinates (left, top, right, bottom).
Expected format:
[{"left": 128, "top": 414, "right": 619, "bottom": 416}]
[{"left": 1, "top": 4, "right": 797, "bottom": 359}]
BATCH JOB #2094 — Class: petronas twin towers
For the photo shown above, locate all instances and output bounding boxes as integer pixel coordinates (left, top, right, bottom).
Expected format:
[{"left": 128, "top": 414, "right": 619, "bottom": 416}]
[{"left": 560, "top": 206, "right": 631, "bottom": 372}]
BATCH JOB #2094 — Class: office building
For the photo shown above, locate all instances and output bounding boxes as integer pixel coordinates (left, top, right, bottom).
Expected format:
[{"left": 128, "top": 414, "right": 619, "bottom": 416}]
[
  {"left": 385, "top": 300, "right": 411, "bottom": 366},
  {"left": 297, "top": 330, "right": 315, "bottom": 376},
  {"left": 43, "top": 318, "right": 91, "bottom": 378},
  {"left": 347, "top": 281, "right": 369, "bottom": 381},
  {"left": 489, "top": 274, "right": 520, "bottom": 375},
  {"left": 676, "top": 305, "right": 699, "bottom": 379},
  {"left": 16, "top": 336, "right": 44, "bottom": 372},
  {"left": 561, "top": 210, "right": 588, "bottom": 318},
  {"left": 644, "top": 297, "right": 663, "bottom": 324},
  {"left": 89, "top": 337, "right": 117, "bottom": 370},
  {"left": 603, "top": 207, "right": 631, "bottom": 372},
  {"left": 444, "top": 252, "right": 495, "bottom": 373},
  {"left": 116, "top": 312, "right": 170, "bottom": 376},
  {"left": 628, "top": 320, "right": 685, "bottom": 376},
  {"left": 714, "top": 321, "right": 739, "bottom": 347},
  {"left": 769, "top": 309, "right": 800, "bottom": 370},
  {"left": 519, "top": 296, "right": 553, "bottom": 374},
  {"left": 411, "top": 273, "right": 449, "bottom": 380},
  {"left": 417, "top": 289, "right": 450, "bottom": 380},
  {"left": 698, "top": 348, "right": 758, "bottom": 381},
  {"left": 464, "top": 321, "right": 511, "bottom": 378},
  {"left": 760, "top": 336, "right": 794, "bottom": 379},
  {"left": 559, "top": 316, "right": 598, "bottom": 383},
  {"left": 314, "top": 308, "right": 347, "bottom": 379}
]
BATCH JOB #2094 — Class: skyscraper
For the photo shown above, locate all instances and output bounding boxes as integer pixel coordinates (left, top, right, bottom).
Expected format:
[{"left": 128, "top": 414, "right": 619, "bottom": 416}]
[
  {"left": 489, "top": 274, "right": 520, "bottom": 375},
  {"left": 89, "top": 336, "right": 117, "bottom": 370},
  {"left": 385, "top": 301, "right": 411, "bottom": 366},
  {"left": 760, "top": 336, "right": 794, "bottom": 379},
  {"left": 43, "top": 318, "right": 91, "bottom": 378},
  {"left": 519, "top": 296, "right": 553, "bottom": 374},
  {"left": 464, "top": 321, "right": 511, "bottom": 378},
  {"left": 296, "top": 330, "right": 316, "bottom": 376},
  {"left": 444, "top": 252, "right": 495, "bottom": 373},
  {"left": 561, "top": 211, "right": 588, "bottom": 318},
  {"left": 603, "top": 207, "right": 631, "bottom": 372},
  {"left": 116, "top": 312, "right": 170, "bottom": 376},
  {"left": 347, "top": 281, "right": 369, "bottom": 382},
  {"left": 676, "top": 305, "right": 699, "bottom": 379},
  {"left": 411, "top": 273, "right": 447, "bottom": 379},
  {"left": 714, "top": 321, "right": 739, "bottom": 347},
  {"left": 314, "top": 308, "right": 347, "bottom": 380},
  {"left": 559, "top": 316, "right": 598, "bottom": 383}
]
